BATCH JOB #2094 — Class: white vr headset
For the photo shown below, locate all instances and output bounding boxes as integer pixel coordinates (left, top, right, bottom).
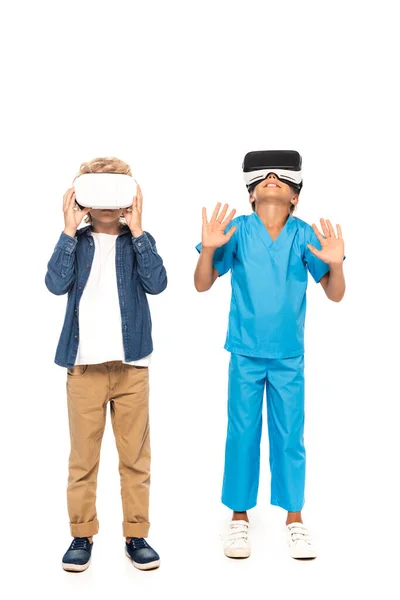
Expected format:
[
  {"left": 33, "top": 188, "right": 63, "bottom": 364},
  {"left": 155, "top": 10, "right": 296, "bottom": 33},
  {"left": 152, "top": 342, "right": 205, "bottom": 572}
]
[
  {"left": 242, "top": 150, "right": 303, "bottom": 192},
  {"left": 74, "top": 173, "right": 138, "bottom": 209}
]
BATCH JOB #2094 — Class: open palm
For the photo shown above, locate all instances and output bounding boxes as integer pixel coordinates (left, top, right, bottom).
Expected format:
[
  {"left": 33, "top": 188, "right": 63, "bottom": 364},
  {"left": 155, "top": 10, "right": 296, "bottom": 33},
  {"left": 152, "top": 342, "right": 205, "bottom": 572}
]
[
  {"left": 308, "top": 218, "right": 344, "bottom": 266},
  {"left": 202, "top": 203, "right": 237, "bottom": 249}
]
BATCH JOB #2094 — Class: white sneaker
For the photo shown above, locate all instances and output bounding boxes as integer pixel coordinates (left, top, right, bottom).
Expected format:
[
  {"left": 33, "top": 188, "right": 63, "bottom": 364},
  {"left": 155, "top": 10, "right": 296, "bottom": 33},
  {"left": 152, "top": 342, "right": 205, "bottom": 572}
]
[
  {"left": 286, "top": 522, "right": 317, "bottom": 559},
  {"left": 223, "top": 520, "right": 250, "bottom": 558}
]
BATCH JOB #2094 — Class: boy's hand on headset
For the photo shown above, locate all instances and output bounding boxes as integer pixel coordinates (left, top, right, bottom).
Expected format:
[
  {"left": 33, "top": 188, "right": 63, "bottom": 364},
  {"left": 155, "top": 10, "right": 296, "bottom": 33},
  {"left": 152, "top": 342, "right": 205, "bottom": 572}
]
[
  {"left": 123, "top": 183, "right": 144, "bottom": 238},
  {"left": 63, "top": 187, "right": 91, "bottom": 237}
]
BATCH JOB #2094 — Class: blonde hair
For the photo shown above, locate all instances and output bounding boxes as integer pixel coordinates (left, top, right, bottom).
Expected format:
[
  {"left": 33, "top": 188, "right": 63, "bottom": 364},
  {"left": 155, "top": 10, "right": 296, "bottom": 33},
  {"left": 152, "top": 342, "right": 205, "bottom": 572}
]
[{"left": 73, "top": 156, "right": 133, "bottom": 227}]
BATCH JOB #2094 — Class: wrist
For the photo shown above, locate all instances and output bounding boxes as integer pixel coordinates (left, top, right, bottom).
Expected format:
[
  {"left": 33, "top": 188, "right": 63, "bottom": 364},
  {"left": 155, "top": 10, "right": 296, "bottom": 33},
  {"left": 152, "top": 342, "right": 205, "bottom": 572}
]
[
  {"left": 328, "top": 261, "right": 343, "bottom": 271},
  {"left": 64, "top": 227, "right": 76, "bottom": 238},
  {"left": 201, "top": 245, "right": 216, "bottom": 255},
  {"left": 131, "top": 229, "right": 144, "bottom": 238}
]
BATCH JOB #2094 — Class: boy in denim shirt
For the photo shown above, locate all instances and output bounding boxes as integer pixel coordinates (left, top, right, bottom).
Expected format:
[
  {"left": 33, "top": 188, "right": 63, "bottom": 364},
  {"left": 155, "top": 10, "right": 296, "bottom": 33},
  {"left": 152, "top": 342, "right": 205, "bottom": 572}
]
[{"left": 45, "top": 157, "right": 167, "bottom": 571}]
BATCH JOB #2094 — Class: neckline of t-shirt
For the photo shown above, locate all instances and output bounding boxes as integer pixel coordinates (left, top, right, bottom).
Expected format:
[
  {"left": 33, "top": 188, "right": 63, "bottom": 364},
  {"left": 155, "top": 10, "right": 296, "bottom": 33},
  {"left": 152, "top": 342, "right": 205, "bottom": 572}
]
[
  {"left": 251, "top": 212, "right": 296, "bottom": 252},
  {"left": 91, "top": 231, "right": 119, "bottom": 237}
]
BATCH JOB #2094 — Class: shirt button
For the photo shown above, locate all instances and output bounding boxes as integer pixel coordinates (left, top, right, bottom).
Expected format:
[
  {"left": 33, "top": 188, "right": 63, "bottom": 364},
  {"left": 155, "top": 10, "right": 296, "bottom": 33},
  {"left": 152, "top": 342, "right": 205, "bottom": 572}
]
[
  {"left": 69, "top": 242, "right": 73, "bottom": 246},
  {"left": 86, "top": 264, "right": 90, "bottom": 268},
  {"left": 74, "top": 335, "right": 78, "bottom": 339},
  {"left": 138, "top": 242, "right": 142, "bottom": 247},
  {"left": 79, "top": 286, "right": 83, "bottom": 290},
  {"left": 90, "top": 242, "right": 93, "bottom": 246}
]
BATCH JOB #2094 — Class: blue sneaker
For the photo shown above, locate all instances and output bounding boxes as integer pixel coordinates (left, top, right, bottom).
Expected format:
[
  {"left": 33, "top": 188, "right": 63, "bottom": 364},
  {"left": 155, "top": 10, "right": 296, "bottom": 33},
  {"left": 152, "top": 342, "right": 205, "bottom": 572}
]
[
  {"left": 62, "top": 537, "right": 93, "bottom": 572},
  {"left": 125, "top": 538, "right": 160, "bottom": 570}
]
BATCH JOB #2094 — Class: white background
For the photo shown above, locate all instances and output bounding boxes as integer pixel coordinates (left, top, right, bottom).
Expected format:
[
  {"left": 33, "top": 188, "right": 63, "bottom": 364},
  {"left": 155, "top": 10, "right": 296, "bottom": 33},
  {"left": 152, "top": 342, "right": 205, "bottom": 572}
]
[{"left": 1, "top": 1, "right": 399, "bottom": 598}]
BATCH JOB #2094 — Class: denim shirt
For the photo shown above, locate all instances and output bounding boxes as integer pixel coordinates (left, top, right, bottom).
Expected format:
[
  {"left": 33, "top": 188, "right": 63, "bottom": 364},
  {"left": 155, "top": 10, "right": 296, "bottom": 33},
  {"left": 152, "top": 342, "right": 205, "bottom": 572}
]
[{"left": 45, "top": 224, "right": 167, "bottom": 368}]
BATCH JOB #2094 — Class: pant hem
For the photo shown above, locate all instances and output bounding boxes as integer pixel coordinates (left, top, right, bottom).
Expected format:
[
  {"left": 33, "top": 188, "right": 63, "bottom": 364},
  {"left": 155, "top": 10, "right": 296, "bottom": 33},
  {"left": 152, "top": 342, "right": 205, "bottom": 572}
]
[
  {"left": 123, "top": 521, "right": 150, "bottom": 538},
  {"left": 271, "top": 499, "right": 305, "bottom": 512},
  {"left": 70, "top": 518, "right": 99, "bottom": 537},
  {"left": 221, "top": 498, "right": 257, "bottom": 512}
]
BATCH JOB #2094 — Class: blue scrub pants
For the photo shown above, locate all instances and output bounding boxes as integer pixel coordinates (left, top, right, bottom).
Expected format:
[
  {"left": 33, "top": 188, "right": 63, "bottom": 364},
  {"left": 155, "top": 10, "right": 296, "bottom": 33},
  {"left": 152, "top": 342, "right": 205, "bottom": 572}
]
[{"left": 221, "top": 353, "right": 306, "bottom": 513}]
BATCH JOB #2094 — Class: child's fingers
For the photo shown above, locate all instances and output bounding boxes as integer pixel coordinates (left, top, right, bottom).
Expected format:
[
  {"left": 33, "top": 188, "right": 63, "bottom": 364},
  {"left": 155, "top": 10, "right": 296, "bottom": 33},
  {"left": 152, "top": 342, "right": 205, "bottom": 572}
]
[
  {"left": 136, "top": 184, "right": 143, "bottom": 208},
  {"left": 63, "top": 188, "right": 74, "bottom": 209},
  {"left": 319, "top": 219, "right": 330, "bottom": 238},
  {"left": 202, "top": 207, "right": 208, "bottom": 224},
  {"left": 312, "top": 223, "right": 324, "bottom": 243},
  {"left": 65, "top": 192, "right": 76, "bottom": 211},
  {"left": 70, "top": 192, "right": 77, "bottom": 206},
  {"left": 225, "top": 225, "right": 237, "bottom": 241},
  {"left": 336, "top": 224, "right": 343, "bottom": 239},
  {"left": 326, "top": 219, "right": 336, "bottom": 238},
  {"left": 307, "top": 243, "right": 321, "bottom": 257},
  {"left": 211, "top": 202, "right": 222, "bottom": 221},
  {"left": 77, "top": 206, "right": 91, "bottom": 218},
  {"left": 221, "top": 208, "right": 236, "bottom": 229},
  {"left": 63, "top": 187, "right": 73, "bottom": 199},
  {"left": 217, "top": 203, "right": 229, "bottom": 223}
]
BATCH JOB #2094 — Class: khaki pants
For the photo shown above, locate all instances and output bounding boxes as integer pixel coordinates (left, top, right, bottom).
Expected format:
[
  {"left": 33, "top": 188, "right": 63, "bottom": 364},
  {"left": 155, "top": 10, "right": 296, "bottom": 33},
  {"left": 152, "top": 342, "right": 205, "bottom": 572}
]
[{"left": 66, "top": 361, "right": 150, "bottom": 538}]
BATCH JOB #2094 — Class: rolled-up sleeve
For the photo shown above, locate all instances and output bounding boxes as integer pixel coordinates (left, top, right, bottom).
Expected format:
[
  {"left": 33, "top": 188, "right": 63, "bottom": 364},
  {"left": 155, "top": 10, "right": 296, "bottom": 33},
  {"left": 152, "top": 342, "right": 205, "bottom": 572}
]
[{"left": 45, "top": 231, "right": 77, "bottom": 295}]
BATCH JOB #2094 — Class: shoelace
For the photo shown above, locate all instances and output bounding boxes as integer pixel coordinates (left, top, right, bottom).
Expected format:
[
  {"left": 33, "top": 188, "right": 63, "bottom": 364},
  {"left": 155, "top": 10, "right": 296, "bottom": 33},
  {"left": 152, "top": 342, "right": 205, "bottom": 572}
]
[
  {"left": 71, "top": 537, "right": 89, "bottom": 550},
  {"left": 128, "top": 537, "right": 148, "bottom": 549},
  {"left": 287, "top": 524, "right": 312, "bottom": 545},
  {"left": 222, "top": 522, "right": 249, "bottom": 542}
]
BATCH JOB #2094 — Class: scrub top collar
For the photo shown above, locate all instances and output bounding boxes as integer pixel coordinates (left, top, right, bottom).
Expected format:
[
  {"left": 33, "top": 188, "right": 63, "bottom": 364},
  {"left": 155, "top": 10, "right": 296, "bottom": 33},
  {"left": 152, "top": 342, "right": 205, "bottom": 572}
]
[{"left": 251, "top": 211, "right": 297, "bottom": 253}]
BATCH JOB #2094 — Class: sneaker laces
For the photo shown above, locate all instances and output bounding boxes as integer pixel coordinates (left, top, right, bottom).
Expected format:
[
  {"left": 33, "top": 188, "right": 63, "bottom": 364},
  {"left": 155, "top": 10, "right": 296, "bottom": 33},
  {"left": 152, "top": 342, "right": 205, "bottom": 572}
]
[
  {"left": 71, "top": 537, "right": 90, "bottom": 550},
  {"left": 128, "top": 537, "right": 148, "bottom": 549},
  {"left": 287, "top": 524, "right": 312, "bottom": 545}
]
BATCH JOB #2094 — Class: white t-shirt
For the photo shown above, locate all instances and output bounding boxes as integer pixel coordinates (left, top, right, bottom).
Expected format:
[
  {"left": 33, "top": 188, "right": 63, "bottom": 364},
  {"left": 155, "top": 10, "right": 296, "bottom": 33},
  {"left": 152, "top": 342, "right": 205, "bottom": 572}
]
[{"left": 75, "top": 231, "right": 151, "bottom": 366}]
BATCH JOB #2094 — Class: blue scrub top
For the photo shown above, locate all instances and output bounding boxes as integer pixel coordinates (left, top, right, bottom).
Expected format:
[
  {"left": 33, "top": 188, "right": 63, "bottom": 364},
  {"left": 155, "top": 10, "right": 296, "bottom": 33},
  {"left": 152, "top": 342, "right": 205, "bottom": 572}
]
[{"left": 196, "top": 212, "right": 333, "bottom": 359}]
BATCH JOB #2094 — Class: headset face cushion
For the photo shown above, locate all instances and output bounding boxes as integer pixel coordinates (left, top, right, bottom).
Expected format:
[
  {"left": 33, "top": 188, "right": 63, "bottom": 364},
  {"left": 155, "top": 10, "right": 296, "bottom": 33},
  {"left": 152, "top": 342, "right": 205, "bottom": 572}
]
[{"left": 74, "top": 173, "right": 137, "bottom": 209}]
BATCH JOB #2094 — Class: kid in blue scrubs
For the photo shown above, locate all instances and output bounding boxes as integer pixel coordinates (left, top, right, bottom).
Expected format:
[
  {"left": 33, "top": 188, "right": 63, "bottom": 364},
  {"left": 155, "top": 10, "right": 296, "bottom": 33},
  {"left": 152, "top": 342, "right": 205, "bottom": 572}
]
[{"left": 194, "top": 151, "right": 346, "bottom": 559}]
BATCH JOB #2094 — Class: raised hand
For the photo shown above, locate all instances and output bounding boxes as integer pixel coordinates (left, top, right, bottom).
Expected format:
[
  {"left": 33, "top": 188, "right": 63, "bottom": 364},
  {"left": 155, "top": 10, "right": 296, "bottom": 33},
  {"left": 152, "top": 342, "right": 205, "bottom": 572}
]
[
  {"left": 202, "top": 203, "right": 237, "bottom": 249},
  {"left": 63, "top": 187, "right": 91, "bottom": 236},
  {"left": 122, "top": 182, "right": 143, "bottom": 237},
  {"left": 307, "top": 218, "right": 344, "bottom": 266}
]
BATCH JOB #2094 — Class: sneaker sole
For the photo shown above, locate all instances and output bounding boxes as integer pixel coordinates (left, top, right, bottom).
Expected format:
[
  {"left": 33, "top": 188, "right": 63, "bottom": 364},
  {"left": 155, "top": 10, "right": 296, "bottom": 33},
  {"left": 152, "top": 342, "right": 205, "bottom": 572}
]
[
  {"left": 224, "top": 548, "right": 251, "bottom": 559},
  {"left": 291, "top": 552, "right": 318, "bottom": 560},
  {"left": 125, "top": 550, "right": 160, "bottom": 570},
  {"left": 289, "top": 546, "right": 318, "bottom": 560},
  {"left": 62, "top": 559, "right": 91, "bottom": 572}
]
